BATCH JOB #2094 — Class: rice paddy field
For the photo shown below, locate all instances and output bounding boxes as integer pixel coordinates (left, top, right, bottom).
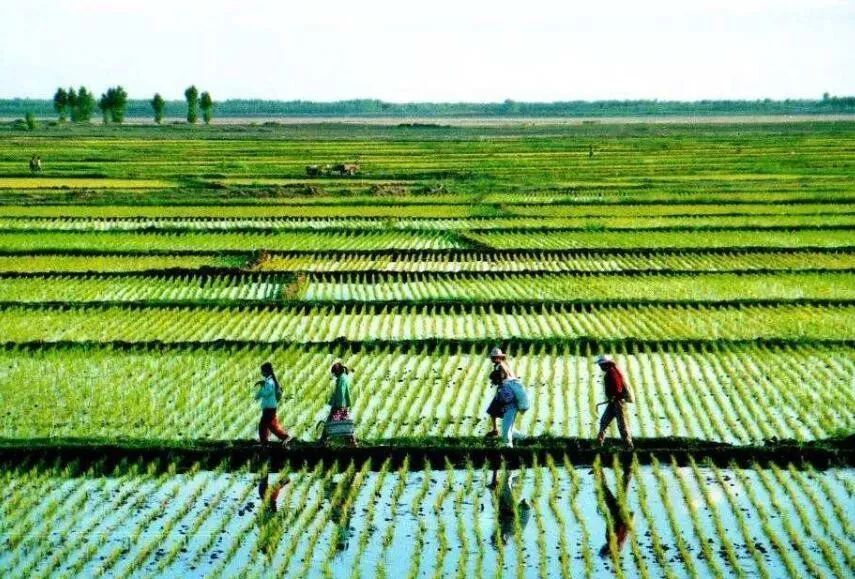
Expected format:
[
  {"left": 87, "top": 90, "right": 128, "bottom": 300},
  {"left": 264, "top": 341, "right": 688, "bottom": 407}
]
[{"left": 0, "top": 120, "right": 853, "bottom": 578}]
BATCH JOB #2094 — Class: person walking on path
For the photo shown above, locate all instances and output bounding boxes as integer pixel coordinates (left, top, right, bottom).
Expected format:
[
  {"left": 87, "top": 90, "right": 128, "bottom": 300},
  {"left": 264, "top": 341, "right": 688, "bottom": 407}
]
[
  {"left": 255, "top": 361, "right": 292, "bottom": 447},
  {"left": 328, "top": 361, "right": 352, "bottom": 421},
  {"left": 485, "top": 347, "right": 516, "bottom": 437},
  {"left": 595, "top": 355, "right": 634, "bottom": 450}
]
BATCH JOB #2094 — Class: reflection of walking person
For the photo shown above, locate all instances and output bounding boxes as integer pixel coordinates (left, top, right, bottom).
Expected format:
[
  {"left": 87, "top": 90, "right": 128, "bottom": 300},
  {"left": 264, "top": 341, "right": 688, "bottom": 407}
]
[
  {"left": 598, "top": 460, "right": 634, "bottom": 558},
  {"left": 257, "top": 474, "right": 290, "bottom": 557},
  {"left": 489, "top": 469, "right": 531, "bottom": 546},
  {"left": 255, "top": 362, "right": 292, "bottom": 447},
  {"left": 596, "top": 355, "right": 634, "bottom": 450}
]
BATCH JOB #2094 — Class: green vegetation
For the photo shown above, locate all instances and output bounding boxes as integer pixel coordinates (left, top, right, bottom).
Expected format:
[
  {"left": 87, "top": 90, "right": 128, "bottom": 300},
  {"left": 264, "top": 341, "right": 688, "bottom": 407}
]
[{"left": 0, "top": 119, "right": 851, "bottom": 577}]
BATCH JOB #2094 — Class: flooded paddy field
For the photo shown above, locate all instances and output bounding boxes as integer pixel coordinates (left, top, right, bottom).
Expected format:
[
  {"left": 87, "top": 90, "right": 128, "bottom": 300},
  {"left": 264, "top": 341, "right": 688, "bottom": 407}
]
[{"left": 0, "top": 457, "right": 852, "bottom": 578}]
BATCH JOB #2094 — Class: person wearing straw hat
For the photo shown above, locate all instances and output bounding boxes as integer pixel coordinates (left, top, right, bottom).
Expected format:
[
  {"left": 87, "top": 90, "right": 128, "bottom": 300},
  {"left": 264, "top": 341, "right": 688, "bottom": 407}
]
[
  {"left": 485, "top": 347, "right": 517, "bottom": 438},
  {"left": 595, "top": 355, "right": 634, "bottom": 450}
]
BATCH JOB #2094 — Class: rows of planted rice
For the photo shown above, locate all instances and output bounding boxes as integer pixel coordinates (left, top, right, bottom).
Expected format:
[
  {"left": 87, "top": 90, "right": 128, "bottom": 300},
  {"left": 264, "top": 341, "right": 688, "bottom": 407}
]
[
  {"left": 1, "top": 342, "right": 851, "bottom": 443},
  {"left": 1, "top": 201, "right": 853, "bottom": 218},
  {"left": 2, "top": 213, "right": 854, "bottom": 231},
  {"left": 0, "top": 249, "right": 852, "bottom": 274},
  {"left": 1, "top": 271, "right": 852, "bottom": 304},
  {"left": 253, "top": 249, "right": 855, "bottom": 273},
  {"left": 0, "top": 456, "right": 851, "bottom": 578},
  {"left": 0, "top": 302, "right": 851, "bottom": 343},
  {"left": 0, "top": 122, "right": 852, "bottom": 578},
  {"left": 0, "top": 228, "right": 853, "bottom": 252}
]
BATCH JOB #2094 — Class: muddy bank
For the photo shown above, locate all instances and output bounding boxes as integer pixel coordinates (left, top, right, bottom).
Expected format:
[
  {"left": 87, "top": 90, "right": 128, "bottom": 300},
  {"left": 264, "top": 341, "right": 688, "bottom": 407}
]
[{"left": 0, "top": 435, "right": 851, "bottom": 473}]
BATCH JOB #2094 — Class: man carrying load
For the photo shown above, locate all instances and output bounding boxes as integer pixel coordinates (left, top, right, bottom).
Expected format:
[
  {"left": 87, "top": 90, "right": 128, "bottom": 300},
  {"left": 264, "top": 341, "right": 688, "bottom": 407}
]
[{"left": 595, "top": 355, "right": 634, "bottom": 451}]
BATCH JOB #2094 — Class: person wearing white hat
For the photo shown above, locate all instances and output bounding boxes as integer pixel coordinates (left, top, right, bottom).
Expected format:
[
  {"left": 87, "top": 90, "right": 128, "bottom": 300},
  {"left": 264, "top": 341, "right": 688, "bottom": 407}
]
[
  {"left": 485, "top": 347, "right": 517, "bottom": 438},
  {"left": 596, "top": 355, "right": 634, "bottom": 450}
]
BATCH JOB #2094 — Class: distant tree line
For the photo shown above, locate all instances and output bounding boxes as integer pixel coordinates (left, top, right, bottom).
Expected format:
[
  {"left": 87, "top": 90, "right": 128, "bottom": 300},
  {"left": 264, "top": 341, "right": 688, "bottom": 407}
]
[
  {"left": 41, "top": 86, "right": 214, "bottom": 124},
  {"left": 5, "top": 94, "right": 854, "bottom": 122}
]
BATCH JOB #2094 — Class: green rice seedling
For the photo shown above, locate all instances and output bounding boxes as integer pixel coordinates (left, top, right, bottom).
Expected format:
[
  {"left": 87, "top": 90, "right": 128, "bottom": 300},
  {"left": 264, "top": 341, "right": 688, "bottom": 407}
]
[
  {"left": 405, "top": 462, "right": 434, "bottom": 579},
  {"left": 592, "top": 456, "right": 627, "bottom": 579},
  {"left": 728, "top": 462, "right": 801, "bottom": 578},
  {"left": 767, "top": 463, "right": 850, "bottom": 577},
  {"left": 274, "top": 459, "right": 344, "bottom": 576},
  {"left": 565, "top": 454, "right": 596, "bottom": 578},
  {"left": 349, "top": 459, "right": 392, "bottom": 579},
  {"left": 630, "top": 456, "right": 678, "bottom": 579},
  {"left": 669, "top": 456, "right": 726, "bottom": 578},
  {"left": 685, "top": 456, "right": 745, "bottom": 578},
  {"left": 749, "top": 463, "right": 832, "bottom": 578},
  {"left": 544, "top": 455, "right": 572, "bottom": 577},
  {"left": 374, "top": 457, "right": 410, "bottom": 579}
]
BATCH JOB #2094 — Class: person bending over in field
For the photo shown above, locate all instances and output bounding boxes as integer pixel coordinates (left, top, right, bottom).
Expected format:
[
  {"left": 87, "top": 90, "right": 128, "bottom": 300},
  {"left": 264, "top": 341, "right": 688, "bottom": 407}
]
[
  {"left": 595, "top": 355, "right": 634, "bottom": 450},
  {"left": 485, "top": 347, "right": 517, "bottom": 437},
  {"left": 255, "top": 361, "right": 292, "bottom": 447},
  {"left": 328, "top": 361, "right": 352, "bottom": 421},
  {"left": 488, "top": 366, "right": 530, "bottom": 448}
]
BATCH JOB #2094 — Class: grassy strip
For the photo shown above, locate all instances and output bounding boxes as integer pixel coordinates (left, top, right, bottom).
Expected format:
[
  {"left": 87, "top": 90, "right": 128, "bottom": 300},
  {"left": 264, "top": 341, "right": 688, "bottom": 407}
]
[{"left": 0, "top": 436, "right": 850, "bottom": 472}]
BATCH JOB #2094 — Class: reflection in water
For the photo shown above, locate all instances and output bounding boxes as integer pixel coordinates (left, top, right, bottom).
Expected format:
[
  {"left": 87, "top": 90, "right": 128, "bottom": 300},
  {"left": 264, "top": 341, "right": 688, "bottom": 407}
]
[
  {"left": 324, "top": 472, "right": 357, "bottom": 552},
  {"left": 597, "top": 460, "right": 634, "bottom": 559},
  {"left": 489, "top": 468, "right": 532, "bottom": 547},
  {"left": 256, "top": 473, "right": 290, "bottom": 558}
]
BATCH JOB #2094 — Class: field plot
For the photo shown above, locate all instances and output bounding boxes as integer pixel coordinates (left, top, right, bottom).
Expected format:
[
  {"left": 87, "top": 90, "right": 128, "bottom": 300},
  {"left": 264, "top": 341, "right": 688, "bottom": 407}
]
[
  {"left": 0, "top": 343, "right": 851, "bottom": 443},
  {"left": 0, "top": 457, "right": 851, "bottom": 579},
  {"left": 0, "top": 121, "right": 853, "bottom": 578}
]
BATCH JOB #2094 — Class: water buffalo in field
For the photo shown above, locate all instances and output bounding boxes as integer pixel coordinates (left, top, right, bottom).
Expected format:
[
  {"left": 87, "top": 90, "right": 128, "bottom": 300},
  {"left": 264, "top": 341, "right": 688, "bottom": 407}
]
[
  {"left": 332, "top": 163, "right": 360, "bottom": 176},
  {"left": 306, "top": 163, "right": 360, "bottom": 177}
]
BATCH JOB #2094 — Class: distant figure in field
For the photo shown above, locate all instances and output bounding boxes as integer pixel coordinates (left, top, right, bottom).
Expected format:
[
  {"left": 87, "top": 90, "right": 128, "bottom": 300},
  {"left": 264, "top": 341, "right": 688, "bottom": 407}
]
[
  {"left": 29, "top": 155, "right": 42, "bottom": 173},
  {"left": 254, "top": 361, "right": 292, "bottom": 447},
  {"left": 485, "top": 349, "right": 530, "bottom": 448},
  {"left": 596, "top": 355, "right": 634, "bottom": 450},
  {"left": 588, "top": 145, "right": 594, "bottom": 158},
  {"left": 328, "top": 361, "right": 352, "bottom": 421},
  {"left": 321, "top": 360, "right": 357, "bottom": 445},
  {"left": 485, "top": 347, "right": 516, "bottom": 437}
]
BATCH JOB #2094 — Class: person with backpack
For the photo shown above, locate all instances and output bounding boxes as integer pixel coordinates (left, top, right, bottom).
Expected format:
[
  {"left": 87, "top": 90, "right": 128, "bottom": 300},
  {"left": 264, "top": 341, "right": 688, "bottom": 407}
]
[
  {"left": 595, "top": 355, "right": 634, "bottom": 450},
  {"left": 255, "top": 361, "right": 292, "bottom": 447},
  {"left": 489, "top": 366, "right": 530, "bottom": 448},
  {"left": 485, "top": 347, "right": 517, "bottom": 437}
]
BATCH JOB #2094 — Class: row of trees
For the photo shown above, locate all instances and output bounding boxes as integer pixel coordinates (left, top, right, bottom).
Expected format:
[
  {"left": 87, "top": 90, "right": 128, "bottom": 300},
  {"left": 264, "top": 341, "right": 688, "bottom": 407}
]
[{"left": 52, "top": 86, "right": 213, "bottom": 124}]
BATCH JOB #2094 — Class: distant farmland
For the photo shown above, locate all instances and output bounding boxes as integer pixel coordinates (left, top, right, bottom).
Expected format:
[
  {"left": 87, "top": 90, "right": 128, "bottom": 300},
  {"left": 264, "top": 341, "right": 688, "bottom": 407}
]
[{"left": 0, "top": 119, "right": 852, "bottom": 578}]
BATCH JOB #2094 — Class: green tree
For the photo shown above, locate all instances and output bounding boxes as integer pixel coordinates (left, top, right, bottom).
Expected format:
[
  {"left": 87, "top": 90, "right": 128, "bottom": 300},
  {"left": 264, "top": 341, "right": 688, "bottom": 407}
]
[
  {"left": 25, "top": 112, "right": 36, "bottom": 130},
  {"left": 184, "top": 85, "right": 199, "bottom": 123},
  {"left": 200, "top": 91, "right": 214, "bottom": 124},
  {"left": 98, "top": 86, "right": 128, "bottom": 124},
  {"left": 67, "top": 88, "right": 79, "bottom": 121},
  {"left": 53, "top": 88, "right": 69, "bottom": 121},
  {"left": 151, "top": 93, "right": 165, "bottom": 124},
  {"left": 98, "top": 91, "right": 112, "bottom": 124},
  {"left": 70, "top": 86, "right": 95, "bottom": 122},
  {"left": 110, "top": 86, "right": 128, "bottom": 123}
]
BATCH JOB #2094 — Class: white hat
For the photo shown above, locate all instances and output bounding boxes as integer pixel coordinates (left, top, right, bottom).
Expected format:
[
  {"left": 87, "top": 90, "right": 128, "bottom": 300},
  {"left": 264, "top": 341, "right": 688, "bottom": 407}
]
[
  {"left": 596, "top": 354, "right": 613, "bottom": 365},
  {"left": 489, "top": 347, "right": 506, "bottom": 359}
]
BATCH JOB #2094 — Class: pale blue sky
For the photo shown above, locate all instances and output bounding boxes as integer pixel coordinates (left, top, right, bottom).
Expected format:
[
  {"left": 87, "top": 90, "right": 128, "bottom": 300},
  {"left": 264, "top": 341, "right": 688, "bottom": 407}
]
[{"left": 1, "top": 0, "right": 852, "bottom": 101}]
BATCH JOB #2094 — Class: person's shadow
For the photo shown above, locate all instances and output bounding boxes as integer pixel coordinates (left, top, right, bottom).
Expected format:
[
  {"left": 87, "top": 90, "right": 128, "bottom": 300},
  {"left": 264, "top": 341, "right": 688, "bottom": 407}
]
[
  {"left": 488, "top": 468, "right": 531, "bottom": 547},
  {"left": 597, "top": 460, "right": 634, "bottom": 559}
]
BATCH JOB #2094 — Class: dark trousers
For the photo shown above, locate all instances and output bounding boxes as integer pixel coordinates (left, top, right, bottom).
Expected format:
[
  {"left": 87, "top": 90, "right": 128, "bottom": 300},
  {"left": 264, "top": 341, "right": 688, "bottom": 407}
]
[
  {"left": 599, "top": 401, "right": 632, "bottom": 443},
  {"left": 259, "top": 408, "right": 289, "bottom": 443}
]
